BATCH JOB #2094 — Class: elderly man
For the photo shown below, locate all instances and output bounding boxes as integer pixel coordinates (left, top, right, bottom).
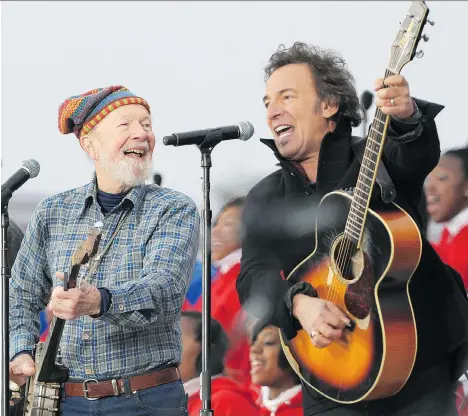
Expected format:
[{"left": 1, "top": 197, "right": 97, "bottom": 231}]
[{"left": 9, "top": 86, "right": 200, "bottom": 415}]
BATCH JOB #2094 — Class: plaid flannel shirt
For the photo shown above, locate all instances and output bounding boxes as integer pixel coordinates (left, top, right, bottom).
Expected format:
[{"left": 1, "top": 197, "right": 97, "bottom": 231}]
[{"left": 9, "top": 174, "right": 200, "bottom": 380}]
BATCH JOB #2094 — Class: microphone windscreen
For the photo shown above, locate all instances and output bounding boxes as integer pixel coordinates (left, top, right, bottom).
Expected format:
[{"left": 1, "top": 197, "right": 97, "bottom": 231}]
[{"left": 22, "top": 159, "right": 40, "bottom": 178}]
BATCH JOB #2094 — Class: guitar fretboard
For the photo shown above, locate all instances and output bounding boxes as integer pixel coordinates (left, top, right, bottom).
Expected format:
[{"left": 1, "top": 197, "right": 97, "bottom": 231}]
[{"left": 344, "top": 69, "right": 396, "bottom": 246}]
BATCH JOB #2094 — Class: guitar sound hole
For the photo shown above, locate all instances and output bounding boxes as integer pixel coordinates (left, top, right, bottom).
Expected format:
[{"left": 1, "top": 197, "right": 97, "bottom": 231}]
[{"left": 332, "top": 237, "right": 364, "bottom": 282}]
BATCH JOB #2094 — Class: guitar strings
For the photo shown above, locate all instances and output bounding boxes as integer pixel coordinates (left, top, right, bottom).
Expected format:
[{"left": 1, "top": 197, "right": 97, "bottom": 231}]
[
  {"left": 331, "top": 71, "right": 393, "bottom": 304},
  {"left": 327, "top": 41, "right": 403, "bottom": 311}
]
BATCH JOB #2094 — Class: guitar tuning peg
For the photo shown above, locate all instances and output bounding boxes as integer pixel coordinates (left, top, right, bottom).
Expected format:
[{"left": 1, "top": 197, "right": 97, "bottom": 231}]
[
  {"left": 427, "top": 19, "right": 435, "bottom": 26},
  {"left": 415, "top": 50, "right": 424, "bottom": 58},
  {"left": 422, "top": 34, "right": 429, "bottom": 42}
]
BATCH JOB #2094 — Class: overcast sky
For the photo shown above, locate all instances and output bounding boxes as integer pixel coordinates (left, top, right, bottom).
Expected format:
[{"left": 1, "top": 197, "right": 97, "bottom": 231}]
[{"left": 1, "top": 1, "right": 467, "bottom": 214}]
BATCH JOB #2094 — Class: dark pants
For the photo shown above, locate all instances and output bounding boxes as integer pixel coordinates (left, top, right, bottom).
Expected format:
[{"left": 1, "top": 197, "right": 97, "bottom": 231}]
[
  {"left": 303, "top": 359, "right": 458, "bottom": 415},
  {"left": 60, "top": 380, "right": 187, "bottom": 416}
]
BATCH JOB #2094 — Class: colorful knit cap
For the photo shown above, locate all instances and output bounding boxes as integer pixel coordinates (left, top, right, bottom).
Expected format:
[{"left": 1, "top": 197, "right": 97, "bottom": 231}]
[{"left": 58, "top": 86, "right": 151, "bottom": 138}]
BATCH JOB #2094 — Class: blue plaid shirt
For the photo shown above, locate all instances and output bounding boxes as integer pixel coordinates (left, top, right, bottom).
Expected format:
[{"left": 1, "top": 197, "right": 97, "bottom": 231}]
[{"left": 9, "top": 175, "right": 200, "bottom": 380}]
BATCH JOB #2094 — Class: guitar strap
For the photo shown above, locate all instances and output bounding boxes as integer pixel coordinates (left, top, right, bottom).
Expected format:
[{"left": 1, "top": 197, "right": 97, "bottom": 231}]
[
  {"left": 350, "top": 135, "right": 397, "bottom": 204},
  {"left": 79, "top": 209, "right": 130, "bottom": 285}
]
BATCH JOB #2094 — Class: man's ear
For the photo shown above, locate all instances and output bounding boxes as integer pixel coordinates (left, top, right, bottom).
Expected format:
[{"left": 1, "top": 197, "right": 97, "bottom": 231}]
[
  {"left": 80, "top": 134, "right": 98, "bottom": 161},
  {"left": 320, "top": 99, "right": 339, "bottom": 119}
]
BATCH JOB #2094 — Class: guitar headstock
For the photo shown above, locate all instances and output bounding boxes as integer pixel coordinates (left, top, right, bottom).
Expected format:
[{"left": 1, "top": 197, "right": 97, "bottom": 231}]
[
  {"left": 71, "top": 226, "right": 102, "bottom": 267},
  {"left": 63, "top": 225, "right": 102, "bottom": 290},
  {"left": 388, "top": 1, "right": 431, "bottom": 74}
]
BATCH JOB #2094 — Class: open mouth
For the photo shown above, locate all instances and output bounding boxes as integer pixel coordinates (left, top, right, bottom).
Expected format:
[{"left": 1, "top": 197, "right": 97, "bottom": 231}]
[
  {"left": 274, "top": 124, "right": 295, "bottom": 138},
  {"left": 250, "top": 359, "right": 266, "bottom": 374},
  {"left": 123, "top": 149, "right": 147, "bottom": 158},
  {"left": 425, "top": 195, "right": 441, "bottom": 213}
]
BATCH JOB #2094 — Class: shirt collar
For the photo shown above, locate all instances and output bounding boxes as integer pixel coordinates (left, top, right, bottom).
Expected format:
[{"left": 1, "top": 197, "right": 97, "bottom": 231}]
[
  {"left": 260, "top": 385, "right": 302, "bottom": 412},
  {"left": 443, "top": 207, "right": 468, "bottom": 237},
  {"left": 213, "top": 248, "right": 242, "bottom": 274},
  {"left": 83, "top": 172, "right": 146, "bottom": 215}
]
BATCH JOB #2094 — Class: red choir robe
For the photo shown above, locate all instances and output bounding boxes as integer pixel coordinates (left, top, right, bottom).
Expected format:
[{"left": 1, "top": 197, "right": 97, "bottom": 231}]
[
  {"left": 431, "top": 208, "right": 468, "bottom": 289},
  {"left": 185, "top": 375, "right": 258, "bottom": 416},
  {"left": 192, "top": 249, "right": 251, "bottom": 384}
]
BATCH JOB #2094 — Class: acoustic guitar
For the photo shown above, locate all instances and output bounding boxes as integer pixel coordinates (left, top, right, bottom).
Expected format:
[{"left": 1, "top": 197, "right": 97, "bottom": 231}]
[{"left": 280, "top": 0, "right": 432, "bottom": 404}]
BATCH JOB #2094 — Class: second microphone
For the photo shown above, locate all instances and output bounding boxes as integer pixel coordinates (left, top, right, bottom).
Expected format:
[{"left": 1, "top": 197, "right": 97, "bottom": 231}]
[{"left": 163, "top": 121, "right": 254, "bottom": 147}]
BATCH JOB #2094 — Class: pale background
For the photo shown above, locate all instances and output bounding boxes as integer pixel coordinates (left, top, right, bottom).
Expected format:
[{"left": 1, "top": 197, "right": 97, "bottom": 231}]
[{"left": 1, "top": 0, "right": 467, "bottom": 228}]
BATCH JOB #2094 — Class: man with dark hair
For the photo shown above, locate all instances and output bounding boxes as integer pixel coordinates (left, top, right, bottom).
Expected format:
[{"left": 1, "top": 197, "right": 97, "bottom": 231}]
[{"left": 237, "top": 42, "right": 468, "bottom": 415}]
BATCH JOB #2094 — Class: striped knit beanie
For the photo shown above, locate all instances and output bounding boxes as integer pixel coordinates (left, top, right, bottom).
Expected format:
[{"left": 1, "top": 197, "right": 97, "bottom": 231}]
[{"left": 58, "top": 86, "right": 151, "bottom": 138}]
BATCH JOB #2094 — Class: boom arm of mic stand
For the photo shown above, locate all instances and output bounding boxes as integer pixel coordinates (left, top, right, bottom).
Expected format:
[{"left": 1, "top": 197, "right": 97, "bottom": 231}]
[{"left": 197, "top": 129, "right": 223, "bottom": 416}]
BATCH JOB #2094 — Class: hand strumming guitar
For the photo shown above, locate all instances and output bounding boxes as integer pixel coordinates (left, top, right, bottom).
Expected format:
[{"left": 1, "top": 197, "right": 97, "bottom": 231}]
[{"left": 292, "top": 294, "right": 352, "bottom": 349}]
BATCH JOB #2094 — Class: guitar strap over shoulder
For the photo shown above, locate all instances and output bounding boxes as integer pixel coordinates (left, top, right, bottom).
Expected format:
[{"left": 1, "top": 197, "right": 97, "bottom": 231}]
[{"left": 350, "top": 135, "right": 397, "bottom": 204}]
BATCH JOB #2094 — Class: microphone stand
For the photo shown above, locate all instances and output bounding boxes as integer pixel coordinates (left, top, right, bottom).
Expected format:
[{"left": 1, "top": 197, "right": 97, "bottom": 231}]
[
  {"left": 197, "top": 129, "right": 224, "bottom": 416},
  {"left": 1, "top": 189, "right": 12, "bottom": 416}
]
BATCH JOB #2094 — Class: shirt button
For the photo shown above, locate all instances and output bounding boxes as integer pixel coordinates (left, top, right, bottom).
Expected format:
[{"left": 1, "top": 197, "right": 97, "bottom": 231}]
[
  {"left": 285, "top": 400, "right": 291, "bottom": 405},
  {"left": 119, "top": 304, "right": 124, "bottom": 311},
  {"left": 85, "top": 368, "right": 92, "bottom": 375},
  {"left": 83, "top": 333, "right": 90, "bottom": 340}
]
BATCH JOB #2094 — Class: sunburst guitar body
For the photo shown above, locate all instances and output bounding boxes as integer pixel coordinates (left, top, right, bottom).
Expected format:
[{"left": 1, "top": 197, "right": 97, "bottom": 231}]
[
  {"left": 279, "top": 1, "right": 432, "bottom": 403},
  {"left": 280, "top": 191, "right": 422, "bottom": 403}
]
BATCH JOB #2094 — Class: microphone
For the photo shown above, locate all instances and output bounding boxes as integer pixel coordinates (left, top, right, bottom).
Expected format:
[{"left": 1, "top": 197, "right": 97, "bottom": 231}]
[
  {"left": 1, "top": 159, "right": 40, "bottom": 200},
  {"left": 163, "top": 121, "right": 254, "bottom": 147}
]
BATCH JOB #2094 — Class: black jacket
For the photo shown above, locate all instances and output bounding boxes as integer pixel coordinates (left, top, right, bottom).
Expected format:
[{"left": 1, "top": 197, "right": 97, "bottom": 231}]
[{"left": 237, "top": 99, "right": 468, "bottom": 383}]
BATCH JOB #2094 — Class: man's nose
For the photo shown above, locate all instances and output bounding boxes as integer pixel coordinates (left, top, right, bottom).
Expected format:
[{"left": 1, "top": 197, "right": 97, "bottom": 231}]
[{"left": 267, "top": 102, "right": 284, "bottom": 120}]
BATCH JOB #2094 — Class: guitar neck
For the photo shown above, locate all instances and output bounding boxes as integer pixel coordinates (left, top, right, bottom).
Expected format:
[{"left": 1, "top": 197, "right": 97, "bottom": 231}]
[
  {"left": 344, "top": 66, "right": 404, "bottom": 247},
  {"left": 35, "top": 316, "right": 66, "bottom": 380},
  {"left": 35, "top": 263, "right": 81, "bottom": 381},
  {"left": 343, "top": 0, "right": 430, "bottom": 247}
]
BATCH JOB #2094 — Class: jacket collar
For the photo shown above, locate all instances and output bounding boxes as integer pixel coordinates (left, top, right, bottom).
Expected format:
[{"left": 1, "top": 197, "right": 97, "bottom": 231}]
[{"left": 260, "top": 115, "right": 354, "bottom": 196}]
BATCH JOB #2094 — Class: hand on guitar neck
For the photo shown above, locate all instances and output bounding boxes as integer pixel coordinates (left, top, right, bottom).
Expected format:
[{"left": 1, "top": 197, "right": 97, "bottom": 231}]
[
  {"left": 292, "top": 294, "right": 354, "bottom": 349},
  {"left": 9, "top": 353, "right": 35, "bottom": 387},
  {"left": 374, "top": 74, "right": 416, "bottom": 119},
  {"left": 49, "top": 271, "right": 102, "bottom": 319}
]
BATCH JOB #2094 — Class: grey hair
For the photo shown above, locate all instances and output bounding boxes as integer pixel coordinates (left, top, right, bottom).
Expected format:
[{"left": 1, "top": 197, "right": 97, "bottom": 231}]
[{"left": 264, "top": 42, "right": 364, "bottom": 127}]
